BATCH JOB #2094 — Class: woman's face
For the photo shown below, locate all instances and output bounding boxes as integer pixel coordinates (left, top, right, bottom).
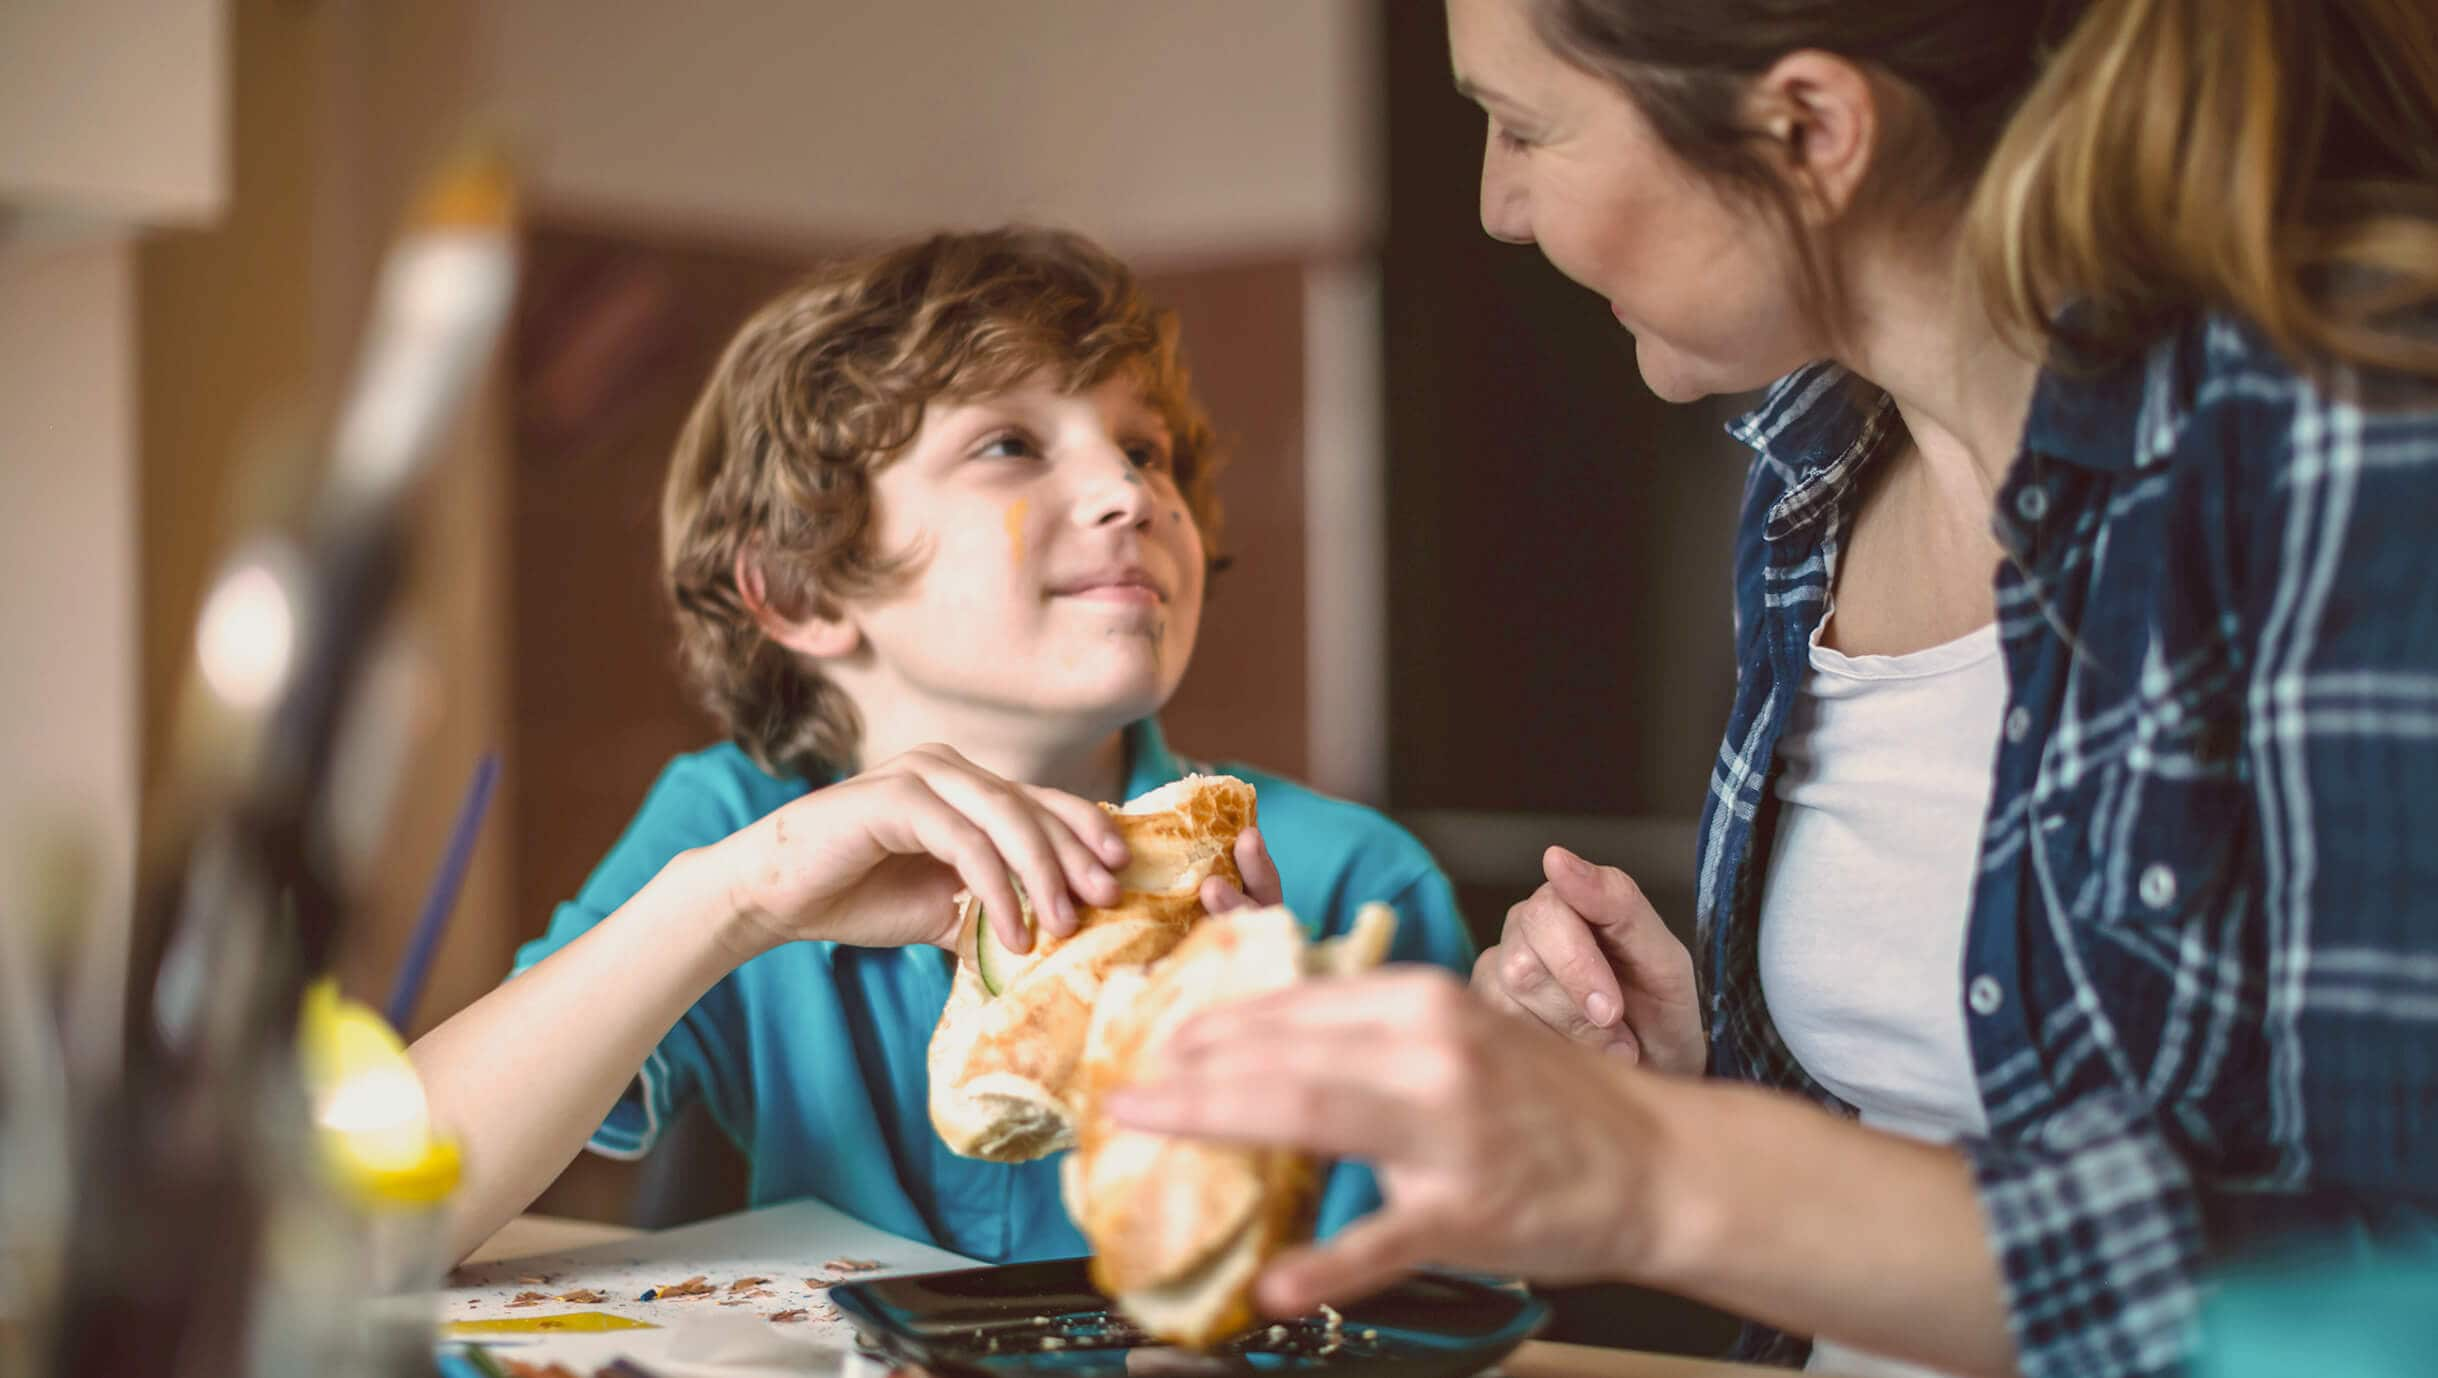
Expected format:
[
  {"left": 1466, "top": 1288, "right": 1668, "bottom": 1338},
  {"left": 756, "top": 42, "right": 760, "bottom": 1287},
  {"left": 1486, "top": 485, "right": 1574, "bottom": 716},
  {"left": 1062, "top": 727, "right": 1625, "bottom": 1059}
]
[{"left": 1446, "top": 0, "right": 1824, "bottom": 401}]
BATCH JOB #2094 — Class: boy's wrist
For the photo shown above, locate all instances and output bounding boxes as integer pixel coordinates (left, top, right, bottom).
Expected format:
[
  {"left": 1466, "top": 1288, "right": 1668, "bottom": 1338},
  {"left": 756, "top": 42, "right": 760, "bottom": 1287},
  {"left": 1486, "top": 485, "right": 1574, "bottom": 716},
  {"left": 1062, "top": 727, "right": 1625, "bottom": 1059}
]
[{"left": 661, "top": 842, "right": 787, "bottom": 968}]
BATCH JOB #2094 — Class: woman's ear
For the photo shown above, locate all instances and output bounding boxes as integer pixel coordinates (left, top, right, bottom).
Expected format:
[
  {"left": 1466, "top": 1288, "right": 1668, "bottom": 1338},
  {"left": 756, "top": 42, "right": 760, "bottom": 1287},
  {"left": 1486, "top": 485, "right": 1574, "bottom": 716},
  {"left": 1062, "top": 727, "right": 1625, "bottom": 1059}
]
[
  {"left": 735, "top": 548, "right": 860, "bottom": 661},
  {"left": 1747, "top": 50, "right": 1879, "bottom": 223}
]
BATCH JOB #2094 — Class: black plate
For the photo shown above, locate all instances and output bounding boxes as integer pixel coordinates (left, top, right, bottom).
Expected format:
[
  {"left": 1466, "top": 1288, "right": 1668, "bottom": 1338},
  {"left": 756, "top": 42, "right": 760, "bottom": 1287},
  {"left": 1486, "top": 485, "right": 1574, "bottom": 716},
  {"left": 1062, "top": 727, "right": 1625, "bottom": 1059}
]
[{"left": 827, "top": 1258, "right": 1548, "bottom": 1378}]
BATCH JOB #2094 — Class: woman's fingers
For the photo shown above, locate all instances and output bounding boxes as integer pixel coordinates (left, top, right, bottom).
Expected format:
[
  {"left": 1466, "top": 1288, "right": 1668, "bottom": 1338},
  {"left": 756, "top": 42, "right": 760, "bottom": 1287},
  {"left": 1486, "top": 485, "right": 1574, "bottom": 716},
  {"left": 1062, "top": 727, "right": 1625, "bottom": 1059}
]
[
  {"left": 1255, "top": 1208, "right": 1443, "bottom": 1317},
  {"left": 1109, "top": 1037, "right": 1436, "bottom": 1163},
  {"left": 1515, "top": 888, "right": 1629, "bottom": 1034},
  {"left": 1161, "top": 968, "right": 1454, "bottom": 1060},
  {"left": 1541, "top": 848, "right": 1703, "bottom": 1074}
]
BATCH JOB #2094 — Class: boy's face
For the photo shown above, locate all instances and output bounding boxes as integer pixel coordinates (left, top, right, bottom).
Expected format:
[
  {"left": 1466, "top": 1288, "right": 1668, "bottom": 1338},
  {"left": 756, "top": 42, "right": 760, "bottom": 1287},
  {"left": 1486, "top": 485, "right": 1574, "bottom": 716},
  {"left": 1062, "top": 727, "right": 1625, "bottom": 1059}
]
[{"left": 841, "top": 371, "right": 1208, "bottom": 736}]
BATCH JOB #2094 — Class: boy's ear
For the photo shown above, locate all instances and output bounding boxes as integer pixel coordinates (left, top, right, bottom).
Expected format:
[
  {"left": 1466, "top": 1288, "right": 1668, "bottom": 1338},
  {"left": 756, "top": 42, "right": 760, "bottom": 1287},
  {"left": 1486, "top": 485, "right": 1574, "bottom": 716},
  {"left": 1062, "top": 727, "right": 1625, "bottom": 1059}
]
[{"left": 735, "top": 549, "right": 860, "bottom": 661}]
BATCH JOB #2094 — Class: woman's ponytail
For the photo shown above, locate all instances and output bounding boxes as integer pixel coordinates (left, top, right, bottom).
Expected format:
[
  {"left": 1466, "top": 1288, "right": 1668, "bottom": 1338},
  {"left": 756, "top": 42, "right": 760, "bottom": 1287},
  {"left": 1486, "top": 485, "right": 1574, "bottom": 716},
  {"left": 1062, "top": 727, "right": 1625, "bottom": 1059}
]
[{"left": 1971, "top": 0, "right": 2438, "bottom": 379}]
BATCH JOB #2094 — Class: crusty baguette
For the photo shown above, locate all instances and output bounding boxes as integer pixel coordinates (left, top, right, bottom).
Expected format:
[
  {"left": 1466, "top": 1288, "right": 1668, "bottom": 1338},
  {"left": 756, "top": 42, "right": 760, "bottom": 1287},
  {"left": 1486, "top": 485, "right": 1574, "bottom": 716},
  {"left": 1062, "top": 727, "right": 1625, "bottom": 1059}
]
[
  {"left": 1064, "top": 903, "right": 1399, "bottom": 1348},
  {"left": 926, "top": 774, "right": 1255, "bottom": 1161}
]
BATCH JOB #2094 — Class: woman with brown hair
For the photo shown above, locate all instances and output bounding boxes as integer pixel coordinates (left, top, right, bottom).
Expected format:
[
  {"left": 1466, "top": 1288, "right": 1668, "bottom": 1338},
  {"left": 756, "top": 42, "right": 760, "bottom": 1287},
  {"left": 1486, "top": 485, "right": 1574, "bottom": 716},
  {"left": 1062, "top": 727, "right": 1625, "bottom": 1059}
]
[{"left": 1114, "top": 2, "right": 2438, "bottom": 1375}]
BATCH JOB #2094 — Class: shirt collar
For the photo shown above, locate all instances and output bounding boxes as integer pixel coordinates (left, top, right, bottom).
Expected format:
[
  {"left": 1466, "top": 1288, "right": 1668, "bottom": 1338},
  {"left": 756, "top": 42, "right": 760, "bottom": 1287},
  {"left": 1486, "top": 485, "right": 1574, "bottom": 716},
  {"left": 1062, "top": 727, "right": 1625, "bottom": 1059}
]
[
  {"left": 2020, "top": 335, "right": 2166, "bottom": 475},
  {"left": 1727, "top": 362, "right": 1902, "bottom": 542},
  {"left": 1735, "top": 324, "right": 2184, "bottom": 505},
  {"left": 1122, "top": 717, "right": 1189, "bottom": 799}
]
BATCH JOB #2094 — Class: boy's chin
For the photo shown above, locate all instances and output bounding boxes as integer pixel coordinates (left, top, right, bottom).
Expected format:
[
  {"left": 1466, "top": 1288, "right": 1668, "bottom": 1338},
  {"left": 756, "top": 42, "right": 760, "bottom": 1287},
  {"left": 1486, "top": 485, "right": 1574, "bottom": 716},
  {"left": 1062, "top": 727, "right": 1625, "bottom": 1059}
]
[{"left": 1035, "top": 662, "right": 1179, "bottom": 726}]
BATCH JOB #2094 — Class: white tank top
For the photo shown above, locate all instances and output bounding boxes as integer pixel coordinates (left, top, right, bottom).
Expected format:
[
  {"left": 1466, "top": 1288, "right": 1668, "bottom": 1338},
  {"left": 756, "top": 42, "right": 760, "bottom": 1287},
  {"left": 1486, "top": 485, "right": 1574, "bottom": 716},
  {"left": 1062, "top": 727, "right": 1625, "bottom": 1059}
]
[{"left": 1757, "top": 617, "right": 2006, "bottom": 1378}]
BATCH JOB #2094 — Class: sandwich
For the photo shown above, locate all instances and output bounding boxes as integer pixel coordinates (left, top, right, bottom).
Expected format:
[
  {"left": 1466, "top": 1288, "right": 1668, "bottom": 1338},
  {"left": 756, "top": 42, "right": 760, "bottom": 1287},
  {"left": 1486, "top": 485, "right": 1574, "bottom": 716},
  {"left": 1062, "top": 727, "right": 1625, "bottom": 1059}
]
[
  {"left": 1063, "top": 903, "right": 1399, "bottom": 1348},
  {"left": 926, "top": 773, "right": 1256, "bottom": 1161}
]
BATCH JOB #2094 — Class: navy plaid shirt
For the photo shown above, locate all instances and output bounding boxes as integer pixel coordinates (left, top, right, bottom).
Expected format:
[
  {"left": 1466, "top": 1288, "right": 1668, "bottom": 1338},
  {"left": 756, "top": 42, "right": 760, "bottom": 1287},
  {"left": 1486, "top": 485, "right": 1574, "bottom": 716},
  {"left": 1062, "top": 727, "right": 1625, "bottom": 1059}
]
[{"left": 1698, "top": 314, "right": 2438, "bottom": 1377}]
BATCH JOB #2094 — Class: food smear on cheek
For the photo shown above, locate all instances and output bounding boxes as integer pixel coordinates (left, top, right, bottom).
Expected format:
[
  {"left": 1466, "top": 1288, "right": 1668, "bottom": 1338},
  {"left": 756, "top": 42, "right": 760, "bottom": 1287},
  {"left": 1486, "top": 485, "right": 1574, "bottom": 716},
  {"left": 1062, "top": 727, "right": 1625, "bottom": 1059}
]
[{"left": 1005, "top": 498, "right": 1029, "bottom": 567}]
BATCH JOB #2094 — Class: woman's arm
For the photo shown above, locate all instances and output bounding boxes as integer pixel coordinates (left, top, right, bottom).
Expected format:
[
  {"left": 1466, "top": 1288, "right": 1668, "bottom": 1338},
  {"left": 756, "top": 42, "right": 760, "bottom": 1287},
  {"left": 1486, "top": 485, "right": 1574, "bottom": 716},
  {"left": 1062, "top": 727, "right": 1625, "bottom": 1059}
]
[{"left": 1109, "top": 970, "right": 2019, "bottom": 1376}]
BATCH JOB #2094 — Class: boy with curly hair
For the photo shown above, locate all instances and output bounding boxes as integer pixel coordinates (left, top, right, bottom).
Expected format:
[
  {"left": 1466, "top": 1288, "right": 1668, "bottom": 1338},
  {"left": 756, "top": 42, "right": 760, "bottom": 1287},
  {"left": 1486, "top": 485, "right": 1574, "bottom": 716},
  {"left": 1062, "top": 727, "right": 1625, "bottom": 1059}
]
[{"left": 410, "top": 228, "right": 1473, "bottom": 1264}]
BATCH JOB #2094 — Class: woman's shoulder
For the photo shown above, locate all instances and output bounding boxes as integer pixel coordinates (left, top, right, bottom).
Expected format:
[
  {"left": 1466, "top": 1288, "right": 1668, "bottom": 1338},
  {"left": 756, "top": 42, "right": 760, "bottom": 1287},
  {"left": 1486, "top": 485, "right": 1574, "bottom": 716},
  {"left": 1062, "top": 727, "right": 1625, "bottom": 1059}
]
[{"left": 2156, "top": 310, "right": 2438, "bottom": 474}]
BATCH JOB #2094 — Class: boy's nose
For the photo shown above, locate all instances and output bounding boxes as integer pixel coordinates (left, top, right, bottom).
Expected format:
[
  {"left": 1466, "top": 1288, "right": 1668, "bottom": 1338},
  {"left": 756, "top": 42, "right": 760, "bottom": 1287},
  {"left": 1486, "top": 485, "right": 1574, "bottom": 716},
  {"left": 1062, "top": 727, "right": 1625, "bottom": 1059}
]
[{"left": 1076, "top": 453, "right": 1155, "bottom": 529}]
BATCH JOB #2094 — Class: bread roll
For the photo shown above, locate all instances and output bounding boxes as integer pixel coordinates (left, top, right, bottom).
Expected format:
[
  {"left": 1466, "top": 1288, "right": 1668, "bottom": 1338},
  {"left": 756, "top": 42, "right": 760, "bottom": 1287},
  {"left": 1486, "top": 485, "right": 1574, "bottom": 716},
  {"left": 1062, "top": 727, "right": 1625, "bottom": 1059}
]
[
  {"left": 1064, "top": 903, "right": 1399, "bottom": 1348},
  {"left": 926, "top": 774, "right": 1255, "bottom": 1161}
]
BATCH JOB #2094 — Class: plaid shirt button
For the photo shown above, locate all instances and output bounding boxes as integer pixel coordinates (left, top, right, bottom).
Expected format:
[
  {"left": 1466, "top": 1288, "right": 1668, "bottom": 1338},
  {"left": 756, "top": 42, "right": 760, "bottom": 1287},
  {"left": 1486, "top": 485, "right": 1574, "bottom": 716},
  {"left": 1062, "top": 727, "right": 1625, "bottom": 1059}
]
[
  {"left": 2014, "top": 484, "right": 2051, "bottom": 522},
  {"left": 1968, "top": 975, "right": 2004, "bottom": 1015},
  {"left": 2139, "top": 863, "right": 2178, "bottom": 910},
  {"left": 2005, "top": 706, "right": 2032, "bottom": 742}
]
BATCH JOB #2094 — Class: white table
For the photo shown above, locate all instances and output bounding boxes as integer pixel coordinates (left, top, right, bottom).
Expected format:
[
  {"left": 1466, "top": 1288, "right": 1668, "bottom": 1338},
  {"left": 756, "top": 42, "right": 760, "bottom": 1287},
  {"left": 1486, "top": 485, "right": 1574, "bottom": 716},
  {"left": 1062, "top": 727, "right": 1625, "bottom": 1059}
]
[{"left": 454, "top": 1211, "right": 1781, "bottom": 1378}]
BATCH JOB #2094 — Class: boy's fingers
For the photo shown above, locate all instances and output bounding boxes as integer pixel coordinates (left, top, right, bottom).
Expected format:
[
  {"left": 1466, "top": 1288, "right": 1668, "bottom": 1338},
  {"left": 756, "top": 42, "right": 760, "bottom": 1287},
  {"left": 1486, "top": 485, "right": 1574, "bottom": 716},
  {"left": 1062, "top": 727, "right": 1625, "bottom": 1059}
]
[
  {"left": 907, "top": 799, "right": 1030, "bottom": 956},
  {"left": 1020, "top": 789, "right": 1125, "bottom": 909},
  {"left": 1233, "top": 825, "right": 1284, "bottom": 906},
  {"left": 1024, "top": 784, "right": 1130, "bottom": 873},
  {"left": 1199, "top": 876, "right": 1260, "bottom": 914},
  {"left": 917, "top": 762, "right": 1085, "bottom": 936}
]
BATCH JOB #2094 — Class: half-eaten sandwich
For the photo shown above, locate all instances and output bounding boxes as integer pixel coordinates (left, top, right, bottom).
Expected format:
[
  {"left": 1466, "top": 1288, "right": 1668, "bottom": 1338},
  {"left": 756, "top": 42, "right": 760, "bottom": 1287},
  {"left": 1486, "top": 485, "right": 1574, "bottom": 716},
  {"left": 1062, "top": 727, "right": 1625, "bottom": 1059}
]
[
  {"left": 1063, "top": 903, "right": 1398, "bottom": 1348},
  {"left": 926, "top": 773, "right": 1256, "bottom": 1161}
]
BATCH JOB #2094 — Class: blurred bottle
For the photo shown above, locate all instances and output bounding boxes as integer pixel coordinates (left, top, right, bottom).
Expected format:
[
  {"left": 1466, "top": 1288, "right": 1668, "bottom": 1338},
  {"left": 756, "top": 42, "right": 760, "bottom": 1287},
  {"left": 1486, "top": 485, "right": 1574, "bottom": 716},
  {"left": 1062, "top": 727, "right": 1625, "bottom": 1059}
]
[
  {"left": 243, "top": 982, "right": 462, "bottom": 1377},
  {"left": 0, "top": 835, "right": 86, "bottom": 1378}
]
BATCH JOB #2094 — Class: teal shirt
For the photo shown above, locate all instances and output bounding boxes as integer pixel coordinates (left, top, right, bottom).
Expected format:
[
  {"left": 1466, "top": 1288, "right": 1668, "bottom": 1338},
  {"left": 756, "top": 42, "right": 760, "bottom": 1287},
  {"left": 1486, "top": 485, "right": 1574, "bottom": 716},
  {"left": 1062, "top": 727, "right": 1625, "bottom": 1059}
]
[{"left": 512, "top": 719, "right": 1474, "bottom": 1264}]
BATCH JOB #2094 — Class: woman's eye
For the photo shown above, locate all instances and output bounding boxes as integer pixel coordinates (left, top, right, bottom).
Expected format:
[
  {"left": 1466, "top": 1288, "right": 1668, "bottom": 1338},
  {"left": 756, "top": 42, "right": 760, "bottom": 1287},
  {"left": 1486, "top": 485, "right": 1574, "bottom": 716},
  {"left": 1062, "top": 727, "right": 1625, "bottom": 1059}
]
[{"left": 1494, "top": 126, "right": 1534, "bottom": 153}]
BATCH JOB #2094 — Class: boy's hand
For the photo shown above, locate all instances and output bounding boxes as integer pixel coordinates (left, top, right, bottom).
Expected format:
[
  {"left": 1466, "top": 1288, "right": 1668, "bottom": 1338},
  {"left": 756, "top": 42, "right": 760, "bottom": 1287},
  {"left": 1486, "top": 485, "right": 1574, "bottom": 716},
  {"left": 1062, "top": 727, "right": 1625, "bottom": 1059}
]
[
  {"left": 714, "top": 744, "right": 1127, "bottom": 959},
  {"left": 1198, "top": 825, "right": 1283, "bottom": 914},
  {"left": 1471, "top": 846, "right": 1704, "bottom": 1077}
]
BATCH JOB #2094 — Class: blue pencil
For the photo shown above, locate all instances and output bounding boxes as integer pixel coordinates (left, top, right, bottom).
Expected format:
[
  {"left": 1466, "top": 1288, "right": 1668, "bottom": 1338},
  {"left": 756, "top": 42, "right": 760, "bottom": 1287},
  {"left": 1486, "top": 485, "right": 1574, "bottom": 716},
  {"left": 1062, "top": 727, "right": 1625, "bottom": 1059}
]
[{"left": 386, "top": 751, "right": 501, "bottom": 1030}]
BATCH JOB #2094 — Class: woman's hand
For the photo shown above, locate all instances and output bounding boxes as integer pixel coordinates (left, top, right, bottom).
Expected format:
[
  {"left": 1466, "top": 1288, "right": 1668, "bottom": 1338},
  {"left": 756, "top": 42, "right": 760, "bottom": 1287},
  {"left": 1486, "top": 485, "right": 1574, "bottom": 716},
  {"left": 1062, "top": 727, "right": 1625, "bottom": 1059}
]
[
  {"left": 1472, "top": 846, "right": 1705, "bottom": 1076},
  {"left": 712, "top": 743, "right": 1128, "bottom": 958},
  {"left": 1106, "top": 968, "right": 1673, "bottom": 1314}
]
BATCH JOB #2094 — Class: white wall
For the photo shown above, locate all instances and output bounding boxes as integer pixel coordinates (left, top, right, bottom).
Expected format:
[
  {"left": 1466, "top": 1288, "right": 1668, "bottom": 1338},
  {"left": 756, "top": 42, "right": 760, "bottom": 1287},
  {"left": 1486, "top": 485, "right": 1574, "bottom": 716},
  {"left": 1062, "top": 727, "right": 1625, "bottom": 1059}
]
[
  {"left": 0, "top": 238, "right": 139, "bottom": 945},
  {"left": 474, "top": 0, "right": 1379, "bottom": 263},
  {"left": 0, "top": 0, "right": 226, "bottom": 224}
]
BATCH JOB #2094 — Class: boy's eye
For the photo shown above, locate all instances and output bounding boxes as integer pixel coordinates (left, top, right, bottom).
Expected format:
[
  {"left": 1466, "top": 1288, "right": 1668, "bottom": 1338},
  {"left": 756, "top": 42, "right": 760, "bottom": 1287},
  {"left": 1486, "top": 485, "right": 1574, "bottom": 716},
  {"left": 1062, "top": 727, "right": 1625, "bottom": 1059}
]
[
  {"left": 976, "top": 431, "right": 1040, "bottom": 461},
  {"left": 1125, "top": 442, "right": 1174, "bottom": 473}
]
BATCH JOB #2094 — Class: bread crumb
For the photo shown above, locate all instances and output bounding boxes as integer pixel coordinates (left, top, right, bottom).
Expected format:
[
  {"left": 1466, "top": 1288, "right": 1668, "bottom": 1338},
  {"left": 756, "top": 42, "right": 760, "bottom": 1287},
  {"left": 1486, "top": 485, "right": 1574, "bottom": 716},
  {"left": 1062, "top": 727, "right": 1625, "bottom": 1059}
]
[{"left": 506, "top": 1291, "right": 549, "bottom": 1308}]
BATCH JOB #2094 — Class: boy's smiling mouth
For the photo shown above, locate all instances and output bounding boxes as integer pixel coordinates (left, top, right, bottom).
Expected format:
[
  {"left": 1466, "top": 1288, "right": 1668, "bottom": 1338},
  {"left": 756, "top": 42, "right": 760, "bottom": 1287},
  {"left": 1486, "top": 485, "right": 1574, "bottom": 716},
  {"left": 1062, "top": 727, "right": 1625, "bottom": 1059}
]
[{"left": 1047, "top": 565, "right": 1168, "bottom": 606}]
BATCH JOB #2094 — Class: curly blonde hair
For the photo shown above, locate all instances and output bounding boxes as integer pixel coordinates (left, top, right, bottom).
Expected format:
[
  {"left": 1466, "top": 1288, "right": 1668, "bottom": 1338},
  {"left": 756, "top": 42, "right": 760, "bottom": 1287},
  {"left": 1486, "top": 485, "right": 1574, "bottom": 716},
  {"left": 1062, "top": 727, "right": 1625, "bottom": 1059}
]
[{"left": 661, "top": 227, "right": 1226, "bottom": 780}]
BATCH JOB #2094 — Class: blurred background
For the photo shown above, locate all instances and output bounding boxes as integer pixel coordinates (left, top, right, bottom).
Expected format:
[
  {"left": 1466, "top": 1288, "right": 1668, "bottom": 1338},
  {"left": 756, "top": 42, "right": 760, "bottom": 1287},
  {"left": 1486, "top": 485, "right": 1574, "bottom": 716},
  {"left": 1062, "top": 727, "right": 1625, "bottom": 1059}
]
[{"left": 0, "top": 0, "right": 1742, "bottom": 1337}]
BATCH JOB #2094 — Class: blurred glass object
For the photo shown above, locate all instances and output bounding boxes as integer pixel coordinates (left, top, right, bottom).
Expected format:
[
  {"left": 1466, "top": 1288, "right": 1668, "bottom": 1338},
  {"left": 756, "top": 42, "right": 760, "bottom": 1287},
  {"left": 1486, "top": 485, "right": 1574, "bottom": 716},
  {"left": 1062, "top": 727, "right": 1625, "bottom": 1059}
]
[{"left": 42, "top": 143, "right": 517, "bottom": 1378}]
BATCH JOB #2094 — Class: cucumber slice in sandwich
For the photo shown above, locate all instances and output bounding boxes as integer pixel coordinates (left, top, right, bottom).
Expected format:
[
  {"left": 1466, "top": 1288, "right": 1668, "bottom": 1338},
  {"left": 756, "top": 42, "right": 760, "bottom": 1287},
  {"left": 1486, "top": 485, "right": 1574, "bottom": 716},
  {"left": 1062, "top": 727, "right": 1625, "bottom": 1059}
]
[{"left": 971, "top": 887, "right": 1036, "bottom": 997}]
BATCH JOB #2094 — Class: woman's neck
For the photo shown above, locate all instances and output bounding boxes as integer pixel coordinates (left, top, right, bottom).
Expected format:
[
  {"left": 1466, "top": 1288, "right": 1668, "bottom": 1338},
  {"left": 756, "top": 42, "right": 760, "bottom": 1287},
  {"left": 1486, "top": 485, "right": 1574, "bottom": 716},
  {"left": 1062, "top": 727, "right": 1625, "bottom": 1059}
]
[{"left": 1835, "top": 224, "right": 2043, "bottom": 519}]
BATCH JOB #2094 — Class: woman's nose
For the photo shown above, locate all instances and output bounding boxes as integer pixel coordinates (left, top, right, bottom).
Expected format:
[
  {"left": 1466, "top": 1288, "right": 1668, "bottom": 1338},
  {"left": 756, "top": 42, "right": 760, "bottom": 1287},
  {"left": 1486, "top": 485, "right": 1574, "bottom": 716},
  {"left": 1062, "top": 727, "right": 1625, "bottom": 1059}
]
[{"left": 1480, "top": 140, "right": 1533, "bottom": 245}]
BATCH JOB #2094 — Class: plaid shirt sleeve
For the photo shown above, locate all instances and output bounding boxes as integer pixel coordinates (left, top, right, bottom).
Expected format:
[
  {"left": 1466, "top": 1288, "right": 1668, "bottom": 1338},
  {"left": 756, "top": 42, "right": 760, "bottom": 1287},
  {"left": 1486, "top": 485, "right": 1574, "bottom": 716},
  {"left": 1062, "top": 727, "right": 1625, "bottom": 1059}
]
[
  {"left": 1966, "top": 1095, "right": 2208, "bottom": 1378},
  {"left": 1966, "top": 350, "right": 2438, "bottom": 1378}
]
